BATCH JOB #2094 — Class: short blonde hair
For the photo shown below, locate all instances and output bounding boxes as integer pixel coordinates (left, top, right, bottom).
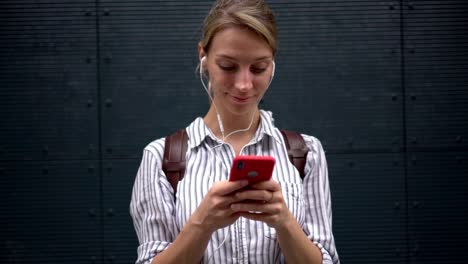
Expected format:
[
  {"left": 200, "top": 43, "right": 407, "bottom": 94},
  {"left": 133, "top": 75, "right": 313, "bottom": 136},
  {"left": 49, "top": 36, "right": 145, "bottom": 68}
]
[{"left": 200, "top": 0, "right": 277, "bottom": 56}]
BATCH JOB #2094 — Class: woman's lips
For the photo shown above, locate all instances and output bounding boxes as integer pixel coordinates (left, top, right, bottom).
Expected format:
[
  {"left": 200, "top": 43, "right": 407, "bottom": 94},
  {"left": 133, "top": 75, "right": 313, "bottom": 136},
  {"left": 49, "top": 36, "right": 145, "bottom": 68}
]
[{"left": 232, "top": 96, "right": 250, "bottom": 103}]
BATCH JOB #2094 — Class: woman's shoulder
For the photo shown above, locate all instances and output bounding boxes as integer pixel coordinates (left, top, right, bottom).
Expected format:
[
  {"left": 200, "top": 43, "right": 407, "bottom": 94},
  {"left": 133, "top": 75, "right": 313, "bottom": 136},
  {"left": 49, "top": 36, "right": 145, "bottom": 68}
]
[
  {"left": 298, "top": 133, "right": 326, "bottom": 157},
  {"left": 141, "top": 136, "right": 166, "bottom": 162}
]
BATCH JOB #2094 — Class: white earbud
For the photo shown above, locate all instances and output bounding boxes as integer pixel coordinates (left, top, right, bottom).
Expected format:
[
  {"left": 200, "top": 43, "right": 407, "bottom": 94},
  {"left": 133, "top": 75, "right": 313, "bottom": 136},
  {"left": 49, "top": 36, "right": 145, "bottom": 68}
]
[
  {"left": 271, "top": 61, "right": 275, "bottom": 77},
  {"left": 200, "top": 56, "right": 206, "bottom": 72},
  {"left": 199, "top": 56, "right": 225, "bottom": 136}
]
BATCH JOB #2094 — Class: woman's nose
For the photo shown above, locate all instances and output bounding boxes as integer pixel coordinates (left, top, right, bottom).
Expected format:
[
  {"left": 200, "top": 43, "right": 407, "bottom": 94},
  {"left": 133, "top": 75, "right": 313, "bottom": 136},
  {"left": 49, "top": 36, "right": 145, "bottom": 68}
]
[{"left": 234, "top": 69, "right": 253, "bottom": 92}]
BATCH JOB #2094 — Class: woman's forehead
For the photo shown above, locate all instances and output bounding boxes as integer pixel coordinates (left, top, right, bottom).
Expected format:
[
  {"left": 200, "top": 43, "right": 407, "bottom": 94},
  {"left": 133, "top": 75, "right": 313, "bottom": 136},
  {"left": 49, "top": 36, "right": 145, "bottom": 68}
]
[{"left": 209, "top": 26, "right": 273, "bottom": 59}]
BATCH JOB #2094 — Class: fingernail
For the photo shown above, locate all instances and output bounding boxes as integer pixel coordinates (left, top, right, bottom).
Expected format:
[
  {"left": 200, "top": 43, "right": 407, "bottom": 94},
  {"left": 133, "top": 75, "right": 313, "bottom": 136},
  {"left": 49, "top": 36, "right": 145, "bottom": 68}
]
[
  {"left": 231, "top": 204, "right": 240, "bottom": 211},
  {"left": 240, "top": 180, "right": 249, "bottom": 186}
]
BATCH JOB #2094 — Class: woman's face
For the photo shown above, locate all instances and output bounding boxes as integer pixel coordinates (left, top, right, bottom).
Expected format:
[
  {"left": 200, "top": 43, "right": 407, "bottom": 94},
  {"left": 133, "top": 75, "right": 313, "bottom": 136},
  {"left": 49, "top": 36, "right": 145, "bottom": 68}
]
[{"left": 200, "top": 26, "right": 274, "bottom": 117}]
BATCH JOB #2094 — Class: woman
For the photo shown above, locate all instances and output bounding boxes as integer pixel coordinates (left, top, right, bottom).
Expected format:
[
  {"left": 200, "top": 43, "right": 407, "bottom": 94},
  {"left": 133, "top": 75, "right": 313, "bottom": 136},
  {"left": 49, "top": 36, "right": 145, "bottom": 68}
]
[{"left": 130, "top": 0, "right": 339, "bottom": 263}]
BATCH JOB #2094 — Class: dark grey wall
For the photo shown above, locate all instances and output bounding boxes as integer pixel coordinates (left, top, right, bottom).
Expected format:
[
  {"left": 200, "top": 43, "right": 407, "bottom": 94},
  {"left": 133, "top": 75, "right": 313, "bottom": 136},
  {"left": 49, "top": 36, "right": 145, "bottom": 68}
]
[{"left": 1, "top": 1, "right": 467, "bottom": 263}]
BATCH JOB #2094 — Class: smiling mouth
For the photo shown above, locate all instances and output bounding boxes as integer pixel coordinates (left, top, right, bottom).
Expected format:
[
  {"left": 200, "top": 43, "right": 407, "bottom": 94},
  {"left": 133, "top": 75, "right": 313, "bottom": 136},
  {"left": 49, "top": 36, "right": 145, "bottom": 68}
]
[{"left": 232, "top": 96, "right": 251, "bottom": 103}]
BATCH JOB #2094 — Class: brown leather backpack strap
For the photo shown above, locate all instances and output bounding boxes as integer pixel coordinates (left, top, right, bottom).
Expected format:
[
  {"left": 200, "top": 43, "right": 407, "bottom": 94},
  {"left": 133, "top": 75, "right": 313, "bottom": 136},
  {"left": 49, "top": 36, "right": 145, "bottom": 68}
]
[
  {"left": 162, "top": 129, "right": 188, "bottom": 199},
  {"left": 280, "top": 130, "right": 309, "bottom": 179}
]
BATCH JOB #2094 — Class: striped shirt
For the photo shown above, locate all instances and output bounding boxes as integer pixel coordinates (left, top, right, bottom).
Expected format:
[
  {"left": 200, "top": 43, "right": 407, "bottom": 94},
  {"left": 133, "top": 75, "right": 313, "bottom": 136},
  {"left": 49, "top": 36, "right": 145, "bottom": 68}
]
[{"left": 130, "top": 110, "right": 339, "bottom": 264}]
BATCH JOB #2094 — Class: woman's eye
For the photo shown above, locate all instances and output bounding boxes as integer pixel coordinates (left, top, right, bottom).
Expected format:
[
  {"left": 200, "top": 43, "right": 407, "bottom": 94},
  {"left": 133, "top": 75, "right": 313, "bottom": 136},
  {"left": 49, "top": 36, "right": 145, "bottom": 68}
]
[
  {"left": 251, "top": 67, "right": 267, "bottom": 74},
  {"left": 219, "top": 65, "right": 236, "bottom": 72}
]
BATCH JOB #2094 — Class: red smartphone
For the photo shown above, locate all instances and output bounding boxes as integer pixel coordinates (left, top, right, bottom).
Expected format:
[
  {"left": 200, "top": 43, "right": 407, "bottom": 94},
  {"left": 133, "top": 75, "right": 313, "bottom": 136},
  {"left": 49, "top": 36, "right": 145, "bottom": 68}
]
[{"left": 229, "top": 155, "right": 275, "bottom": 185}]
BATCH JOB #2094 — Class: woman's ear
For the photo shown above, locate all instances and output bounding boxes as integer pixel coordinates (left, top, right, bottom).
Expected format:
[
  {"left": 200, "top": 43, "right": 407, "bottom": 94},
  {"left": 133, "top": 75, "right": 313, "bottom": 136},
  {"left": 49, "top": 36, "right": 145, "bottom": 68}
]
[
  {"left": 198, "top": 43, "right": 206, "bottom": 62},
  {"left": 198, "top": 43, "right": 208, "bottom": 74}
]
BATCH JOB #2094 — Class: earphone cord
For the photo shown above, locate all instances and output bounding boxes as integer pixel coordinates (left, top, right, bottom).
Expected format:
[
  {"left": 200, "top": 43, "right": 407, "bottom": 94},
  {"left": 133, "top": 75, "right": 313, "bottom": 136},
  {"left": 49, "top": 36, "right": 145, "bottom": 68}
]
[
  {"left": 199, "top": 59, "right": 275, "bottom": 143},
  {"left": 199, "top": 59, "right": 275, "bottom": 262},
  {"left": 205, "top": 229, "right": 229, "bottom": 264}
]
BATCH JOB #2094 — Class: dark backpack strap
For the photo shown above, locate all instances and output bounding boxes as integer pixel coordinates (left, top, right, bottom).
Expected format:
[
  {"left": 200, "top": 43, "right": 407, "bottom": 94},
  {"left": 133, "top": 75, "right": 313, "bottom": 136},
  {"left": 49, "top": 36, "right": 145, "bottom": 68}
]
[
  {"left": 280, "top": 130, "right": 309, "bottom": 179},
  {"left": 162, "top": 129, "right": 188, "bottom": 199},
  {"left": 162, "top": 129, "right": 308, "bottom": 198}
]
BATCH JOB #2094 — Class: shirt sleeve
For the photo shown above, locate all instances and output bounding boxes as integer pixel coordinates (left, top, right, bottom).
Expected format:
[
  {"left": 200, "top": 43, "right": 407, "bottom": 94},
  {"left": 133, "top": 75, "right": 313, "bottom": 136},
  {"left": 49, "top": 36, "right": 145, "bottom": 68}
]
[
  {"left": 129, "top": 141, "right": 179, "bottom": 264},
  {"left": 302, "top": 135, "right": 340, "bottom": 264}
]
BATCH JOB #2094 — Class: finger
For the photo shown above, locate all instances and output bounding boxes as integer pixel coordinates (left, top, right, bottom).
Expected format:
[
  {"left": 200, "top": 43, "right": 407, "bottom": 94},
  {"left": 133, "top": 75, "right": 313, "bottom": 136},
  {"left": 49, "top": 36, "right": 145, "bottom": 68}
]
[
  {"left": 238, "top": 212, "right": 271, "bottom": 222},
  {"left": 235, "top": 189, "right": 273, "bottom": 202},
  {"left": 250, "top": 180, "right": 281, "bottom": 191},
  {"left": 213, "top": 180, "right": 249, "bottom": 196},
  {"left": 231, "top": 201, "right": 278, "bottom": 214}
]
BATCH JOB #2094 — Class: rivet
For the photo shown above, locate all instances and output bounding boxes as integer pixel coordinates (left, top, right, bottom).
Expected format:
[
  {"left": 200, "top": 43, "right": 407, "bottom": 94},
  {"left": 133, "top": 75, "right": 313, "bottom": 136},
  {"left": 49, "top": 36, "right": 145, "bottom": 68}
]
[
  {"left": 106, "top": 147, "right": 112, "bottom": 154},
  {"left": 107, "top": 255, "right": 115, "bottom": 264},
  {"left": 87, "top": 99, "right": 93, "bottom": 107},
  {"left": 410, "top": 94, "right": 416, "bottom": 101},
  {"left": 88, "top": 144, "right": 94, "bottom": 154},
  {"left": 42, "top": 167, "right": 49, "bottom": 175},
  {"left": 104, "top": 54, "right": 112, "bottom": 64},
  {"left": 42, "top": 146, "right": 49, "bottom": 156},
  {"left": 348, "top": 161, "right": 354, "bottom": 168},
  {"left": 388, "top": 4, "right": 395, "bottom": 10},
  {"left": 407, "top": 3, "right": 414, "bottom": 10},
  {"left": 409, "top": 49, "right": 415, "bottom": 54},
  {"left": 103, "top": 8, "right": 110, "bottom": 16},
  {"left": 90, "top": 256, "right": 97, "bottom": 264},
  {"left": 412, "top": 201, "right": 420, "bottom": 208},
  {"left": 411, "top": 155, "right": 417, "bottom": 165},
  {"left": 393, "top": 160, "right": 399, "bottom": 166},
  {"left": 347, "top": 137, "right": 354, "bottom": 147},
  {"left": 86, "top": 57, "right": 92, "bottom": 64},
  {"left": 413, "top": 245, "right": 419, "bottom": 255},
  {"left": 105, "top": 99, "right": 112, "bottom": 107},
  {"left": 85, "top": 9, "right": 92, "bottom": 16},
  {"left": 88, "top": 208, "right": 96, "bottom": 217},
  {"left": 411, "top": 137, "right": 417, "bottom": 144},
  {"left": 107, "top": 208, "right": 115, "bottom": 216},
  {"left": 106, "top": 166, "right": 112, "bottom": 173},
  {"left": 88, "top": 166, "right": 94, "bottom": 173},
  {"left": 391, "top": 93, "right": 398, "bottom": 101},
  {"left": 456, "top": 136, "right": 463, "bottom": 143},
  {"left": 394, "top": 202, "right": 400, "bottom": 209},
  {"left": 395, "top": 247, "right": 401, "bottom": 257}
]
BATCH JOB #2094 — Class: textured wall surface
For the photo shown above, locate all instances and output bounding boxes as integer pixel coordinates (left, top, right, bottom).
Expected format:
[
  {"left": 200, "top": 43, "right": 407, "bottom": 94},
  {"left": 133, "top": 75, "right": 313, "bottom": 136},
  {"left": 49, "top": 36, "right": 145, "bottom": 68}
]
[{"left": 1, "top": 1, "right": 467, "bottom": 263}]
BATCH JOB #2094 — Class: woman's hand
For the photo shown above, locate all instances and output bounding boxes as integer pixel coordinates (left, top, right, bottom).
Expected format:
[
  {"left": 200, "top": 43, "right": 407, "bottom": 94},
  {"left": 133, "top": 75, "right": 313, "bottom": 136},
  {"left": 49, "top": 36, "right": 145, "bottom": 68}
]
[
  {"left": 189, "top": 179, "right": 249, "bottom": 233},
  {"left": 230, "top": 180, "right": 294, "bottom": 230}
]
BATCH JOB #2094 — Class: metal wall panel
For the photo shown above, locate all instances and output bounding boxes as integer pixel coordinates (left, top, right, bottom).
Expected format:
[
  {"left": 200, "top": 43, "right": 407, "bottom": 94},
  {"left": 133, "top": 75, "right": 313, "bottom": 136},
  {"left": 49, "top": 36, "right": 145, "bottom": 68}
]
[
  {"left": 0, "top": 1, "right": 99, "bottom": 161},
  {"left": 266, "top": 1, "right": 403, "bottom": 153},
  {"left": 404, "top": 1, "right": 468, "bottom": 151},
  {"left": 99, "top": 1, "right": 212, "bottom": 159},
  {"left": 403, "top": 1, "right": 468, "bottom": 263},
  {"left": 328, "top": 153, "right": 407, "bottom": 263},
  {"left": 0, "top": 2, "right": 101, "bottom": 263},
  {"left": 0, "top": 161, "right": 101, "bottom": 263},
  {"left": 103, "top": 159, "right": 140, "bottom": 264},
  {"left": 407, "top": 152, "right": 468, "bottom": 263},
  {"left": 1, "top": 1, "right": 467, "bottom": 264}
]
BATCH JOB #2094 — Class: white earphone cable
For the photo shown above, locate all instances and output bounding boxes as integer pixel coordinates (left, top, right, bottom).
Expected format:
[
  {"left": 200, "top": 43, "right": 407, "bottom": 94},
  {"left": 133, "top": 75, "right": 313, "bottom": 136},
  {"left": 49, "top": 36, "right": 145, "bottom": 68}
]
[
  {"left": 199, "top": 57, "right": 275, "bottom": 262},
  {"left": 199, "top": 57, "right": 275, "bottom": 143}
]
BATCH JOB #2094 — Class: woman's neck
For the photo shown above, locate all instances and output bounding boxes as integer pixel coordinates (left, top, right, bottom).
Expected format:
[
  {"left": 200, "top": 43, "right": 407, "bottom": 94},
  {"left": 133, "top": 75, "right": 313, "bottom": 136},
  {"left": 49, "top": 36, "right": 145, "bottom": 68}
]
[{"left": 203, "top": 105, "right": 261, "bottom": 141}]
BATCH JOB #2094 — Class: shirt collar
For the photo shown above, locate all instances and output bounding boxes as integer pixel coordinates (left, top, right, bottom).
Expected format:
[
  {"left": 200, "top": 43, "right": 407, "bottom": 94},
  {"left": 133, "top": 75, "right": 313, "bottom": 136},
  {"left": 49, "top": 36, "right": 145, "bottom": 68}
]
[
  {"left": 257, "top": 110, "right": 283, "bottom": 144},
  {"left": 186, "top": 110, "right": 283, "bottom": 149},
  {"left": 186, "top": 117, "right": 213, "bottom": 149}
]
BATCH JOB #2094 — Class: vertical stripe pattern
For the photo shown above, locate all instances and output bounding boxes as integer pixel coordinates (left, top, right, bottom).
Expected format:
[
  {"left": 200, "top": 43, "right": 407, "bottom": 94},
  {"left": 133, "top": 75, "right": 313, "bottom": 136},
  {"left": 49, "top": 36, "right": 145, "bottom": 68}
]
[{"left": 130, "top": 110, "right": 339, "bottom": 264}]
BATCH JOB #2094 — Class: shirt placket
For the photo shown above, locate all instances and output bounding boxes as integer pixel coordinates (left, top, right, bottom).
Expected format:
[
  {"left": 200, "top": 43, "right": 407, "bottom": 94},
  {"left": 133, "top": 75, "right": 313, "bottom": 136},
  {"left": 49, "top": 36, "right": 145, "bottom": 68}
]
[{"left": 240, "top": 217, "right": 248, "bottom": 264}]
